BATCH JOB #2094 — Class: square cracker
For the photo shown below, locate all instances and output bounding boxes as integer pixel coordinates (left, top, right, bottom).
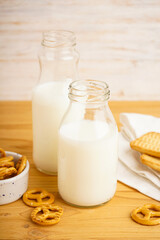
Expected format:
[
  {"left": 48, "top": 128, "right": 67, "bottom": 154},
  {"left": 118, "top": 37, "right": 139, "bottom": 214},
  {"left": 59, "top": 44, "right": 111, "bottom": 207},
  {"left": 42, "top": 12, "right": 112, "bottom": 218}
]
[
  {"left": 130, "top": 132, "right": 160, "bottom": 157},
  {"left": 141, "top": 154, "right": 160, "bottom": 172}
]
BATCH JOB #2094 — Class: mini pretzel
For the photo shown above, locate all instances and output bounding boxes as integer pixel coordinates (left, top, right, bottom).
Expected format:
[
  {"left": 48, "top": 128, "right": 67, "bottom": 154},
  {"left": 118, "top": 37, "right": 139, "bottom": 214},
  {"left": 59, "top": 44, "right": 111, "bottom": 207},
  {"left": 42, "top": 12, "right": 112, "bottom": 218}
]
[
  {"left": 23, "top": 188, "right": 55, "bottom": 207},
  {"left": 0, "top": 148, "right": 6, "bottom": 158},
  {"left": 31, "top": 204, "right": 63, "bottom": 226},
  {"left": 16, "top": 155, "right": 27, "bottom": 175},
  {"left": 131, "top": 204, "right": 160, "bottom": 225},
  {"left": 0, "top": 167, "right": 17, "bottom": 180},
  {"left": 0, "top": 161, "right": 14, "bottom": 168},
  {"left": 0, "top": 156, "right": 14, "bottom": 168}
]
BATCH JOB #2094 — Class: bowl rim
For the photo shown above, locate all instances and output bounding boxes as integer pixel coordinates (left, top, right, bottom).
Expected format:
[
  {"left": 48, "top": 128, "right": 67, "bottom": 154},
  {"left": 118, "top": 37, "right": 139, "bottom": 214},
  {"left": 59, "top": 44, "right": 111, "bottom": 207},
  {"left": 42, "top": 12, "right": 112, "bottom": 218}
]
[{"left": 0, "top": 151, "right": 30, "bottom": 184}]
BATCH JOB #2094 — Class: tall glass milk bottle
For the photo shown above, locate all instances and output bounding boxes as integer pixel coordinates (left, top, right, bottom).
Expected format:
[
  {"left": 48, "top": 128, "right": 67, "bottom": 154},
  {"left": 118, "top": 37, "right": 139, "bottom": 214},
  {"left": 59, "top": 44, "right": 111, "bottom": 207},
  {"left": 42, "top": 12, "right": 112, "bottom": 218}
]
[
  {"left": 58, "top": 80, "right": 118, "bottom": 207},
  {"left": 32, "top": 30, "right": 79, "bottom": 175}
]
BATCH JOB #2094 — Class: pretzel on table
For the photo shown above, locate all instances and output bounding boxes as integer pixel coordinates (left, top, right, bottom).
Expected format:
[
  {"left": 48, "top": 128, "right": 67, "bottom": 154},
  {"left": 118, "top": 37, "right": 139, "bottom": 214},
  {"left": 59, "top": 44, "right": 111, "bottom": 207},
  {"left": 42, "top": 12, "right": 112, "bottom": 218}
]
[
  {"left": 131, "top": 204, "right": 160, "bottom": 226},
  {"left": 23, "top": 188, "right": 55, "bottom": 207},
  {"left": 31, "top": 204, "right": 63, "bottom": 226}
]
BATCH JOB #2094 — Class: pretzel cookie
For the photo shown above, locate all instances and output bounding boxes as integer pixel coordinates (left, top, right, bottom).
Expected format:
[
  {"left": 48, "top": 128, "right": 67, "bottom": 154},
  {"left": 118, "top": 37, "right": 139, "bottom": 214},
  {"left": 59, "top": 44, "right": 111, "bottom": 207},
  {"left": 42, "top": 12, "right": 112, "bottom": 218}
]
[
  {"left": 0, "top": 148, "right": 6, "bottom": 158},
  {"left": 130, "top": 132, "right": 160, "bottom": 157},
  {"left": 0, "top": 156, "right": 14, "bottom": 168},
  {"left": 16, "top": 156, "right": 27, "bottom": 175},
  {"left": 141, "top": 154, "right": 160, "bottom": 172},
  {"left": 131, "top": 204, "right": 160, "bottom": 226},
  {"left": 0, "top": 167, "right": 17, "bottom": 180},
  {"left": 23, "top": 188, "right": 55, "bottom": 207},
  {"left": 31, "top": 204, "right": 63, "bottom": 226}
]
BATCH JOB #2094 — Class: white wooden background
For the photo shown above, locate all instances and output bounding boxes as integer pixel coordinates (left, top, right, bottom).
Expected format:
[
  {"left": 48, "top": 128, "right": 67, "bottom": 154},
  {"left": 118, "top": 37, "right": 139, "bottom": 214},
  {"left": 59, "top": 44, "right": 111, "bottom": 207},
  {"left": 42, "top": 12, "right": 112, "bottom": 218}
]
[{"left": 0, "top": 0, "right": 160, "bottom": 100}]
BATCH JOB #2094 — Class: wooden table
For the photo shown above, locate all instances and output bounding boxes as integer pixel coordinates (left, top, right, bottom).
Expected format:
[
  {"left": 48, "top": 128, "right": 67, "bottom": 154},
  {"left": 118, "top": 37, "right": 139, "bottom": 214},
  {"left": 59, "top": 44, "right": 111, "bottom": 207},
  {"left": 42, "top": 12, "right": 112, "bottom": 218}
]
[{"left": 0, "top": 101, "right": 160, "bottom": 240}]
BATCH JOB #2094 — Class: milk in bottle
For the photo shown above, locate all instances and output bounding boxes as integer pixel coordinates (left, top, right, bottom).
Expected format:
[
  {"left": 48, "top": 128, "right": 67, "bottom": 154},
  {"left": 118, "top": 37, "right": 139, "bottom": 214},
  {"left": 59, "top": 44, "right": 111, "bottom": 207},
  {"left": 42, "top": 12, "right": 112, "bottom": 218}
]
[
  {"left": 58, "top": 80, "right": 118, "bottom": 207},
  {"left": 32, "top": 30, "right": 79, "bottom": 175}
]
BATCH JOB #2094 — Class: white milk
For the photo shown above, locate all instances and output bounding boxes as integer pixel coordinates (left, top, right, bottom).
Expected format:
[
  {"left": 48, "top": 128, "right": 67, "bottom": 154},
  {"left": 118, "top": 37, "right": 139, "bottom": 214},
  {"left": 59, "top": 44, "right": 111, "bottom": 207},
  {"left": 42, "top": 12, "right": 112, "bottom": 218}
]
[
  {"left": 32, "top": 81, "right": 69, "bottom": 174},
  {"left": 58, "top": 120, "right": 118, "bottom": 207}
]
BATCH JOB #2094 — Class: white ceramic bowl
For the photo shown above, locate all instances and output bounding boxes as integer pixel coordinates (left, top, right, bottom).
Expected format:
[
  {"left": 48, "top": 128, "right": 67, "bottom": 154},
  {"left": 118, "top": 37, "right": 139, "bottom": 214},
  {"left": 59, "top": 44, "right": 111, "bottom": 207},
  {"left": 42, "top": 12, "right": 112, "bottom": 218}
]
[{"left": 0, "top": 151, "right": 29, "bottom": 205}]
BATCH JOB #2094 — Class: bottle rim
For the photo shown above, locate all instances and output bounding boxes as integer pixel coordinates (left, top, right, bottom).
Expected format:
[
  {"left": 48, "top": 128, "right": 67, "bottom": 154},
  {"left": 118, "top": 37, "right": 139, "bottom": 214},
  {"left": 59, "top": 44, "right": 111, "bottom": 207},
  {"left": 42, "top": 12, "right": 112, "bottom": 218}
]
[
  {"left": 42, "top": 30, "right": 76, "bottom": 48},
  {"left": 69, "top": 80, "right": 110, "bottom": 103}
]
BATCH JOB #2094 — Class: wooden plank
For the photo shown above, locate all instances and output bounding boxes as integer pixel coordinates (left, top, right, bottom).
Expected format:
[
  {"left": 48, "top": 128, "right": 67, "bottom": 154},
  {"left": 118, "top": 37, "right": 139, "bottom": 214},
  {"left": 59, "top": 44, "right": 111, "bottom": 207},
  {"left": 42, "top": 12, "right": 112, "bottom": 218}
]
[
  {"left": 0, "top": 101, "right": 160, "bottom": 240},
  {"left": 0, "top": 1, "right": 160, "bottom": 100}
]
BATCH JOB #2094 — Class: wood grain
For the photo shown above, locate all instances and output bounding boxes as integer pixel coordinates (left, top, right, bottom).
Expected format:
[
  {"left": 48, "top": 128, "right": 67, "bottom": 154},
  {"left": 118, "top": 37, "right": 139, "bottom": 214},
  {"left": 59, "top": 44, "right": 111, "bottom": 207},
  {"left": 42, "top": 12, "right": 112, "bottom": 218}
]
[
  {"left": 0, "top": 1, "right": 160, "bottom": 100},
  {"left": 0, "top": 101, "right": 160, "bottom": 240}
]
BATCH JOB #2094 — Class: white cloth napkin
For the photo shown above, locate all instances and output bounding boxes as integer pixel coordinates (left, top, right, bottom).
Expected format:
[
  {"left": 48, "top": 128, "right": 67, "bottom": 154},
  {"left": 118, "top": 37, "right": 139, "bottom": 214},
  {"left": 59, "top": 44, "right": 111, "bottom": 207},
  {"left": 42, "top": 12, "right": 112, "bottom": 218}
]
[{"left": 118, "top": 113, "right": 160, "bottom": 201}]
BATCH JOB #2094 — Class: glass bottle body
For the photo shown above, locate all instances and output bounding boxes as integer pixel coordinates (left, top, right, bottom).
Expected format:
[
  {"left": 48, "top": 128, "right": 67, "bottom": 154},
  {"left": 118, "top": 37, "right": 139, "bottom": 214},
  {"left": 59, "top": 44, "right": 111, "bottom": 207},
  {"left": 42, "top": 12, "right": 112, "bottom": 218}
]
[
  {"left": 32, "top": 31, "right": 79, "bottom": 175},
  {"left": 58, "top": 80, "right": 118, "bottom": 207}
]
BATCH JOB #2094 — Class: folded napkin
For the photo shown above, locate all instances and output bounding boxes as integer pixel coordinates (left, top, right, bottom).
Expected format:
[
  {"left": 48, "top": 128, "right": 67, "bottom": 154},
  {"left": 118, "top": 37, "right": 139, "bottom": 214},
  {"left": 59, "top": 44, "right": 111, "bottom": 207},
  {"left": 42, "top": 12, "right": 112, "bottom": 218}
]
[{"left": 118, "top": 113, "right": 160, "bottom": 201}]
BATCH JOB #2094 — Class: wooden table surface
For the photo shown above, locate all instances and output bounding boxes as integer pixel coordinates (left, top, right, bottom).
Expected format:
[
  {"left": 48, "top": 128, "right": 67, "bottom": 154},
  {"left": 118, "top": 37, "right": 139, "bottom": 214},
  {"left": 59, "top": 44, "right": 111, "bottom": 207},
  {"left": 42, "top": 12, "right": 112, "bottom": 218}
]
[{"left": 0, "top": 101, "right": 160, "bottom": 240}]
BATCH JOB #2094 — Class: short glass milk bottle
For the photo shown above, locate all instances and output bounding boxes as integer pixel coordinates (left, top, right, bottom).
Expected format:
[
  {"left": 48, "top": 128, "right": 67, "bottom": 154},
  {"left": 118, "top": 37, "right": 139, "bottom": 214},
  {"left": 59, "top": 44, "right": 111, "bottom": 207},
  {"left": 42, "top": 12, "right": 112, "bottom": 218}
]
[
  {"left": 32, "top": 30, "right": 79, "bottom": 175},
  {"left": 58, "top": 80, "right": 118, "bottom": 207}
]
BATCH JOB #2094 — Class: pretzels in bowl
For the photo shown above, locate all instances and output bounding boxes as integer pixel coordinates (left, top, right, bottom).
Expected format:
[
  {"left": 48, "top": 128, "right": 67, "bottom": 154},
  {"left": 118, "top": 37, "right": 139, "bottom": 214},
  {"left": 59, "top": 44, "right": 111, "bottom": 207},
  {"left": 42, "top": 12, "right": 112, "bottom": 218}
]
[
  {"left": 0, "top": 148, "right": 28, "bottom": 180},
  {"left": 0, "top": 167, "right": 17, "bottom": 180},
  {"left": 0, "top": 148, "right": 6, "bottom": 158},
  {"left": 0, "top": 156, "right": 14, "bottom": 168},
  {"left": 16, "top": 155, "right": 27, "bottom": 175}
]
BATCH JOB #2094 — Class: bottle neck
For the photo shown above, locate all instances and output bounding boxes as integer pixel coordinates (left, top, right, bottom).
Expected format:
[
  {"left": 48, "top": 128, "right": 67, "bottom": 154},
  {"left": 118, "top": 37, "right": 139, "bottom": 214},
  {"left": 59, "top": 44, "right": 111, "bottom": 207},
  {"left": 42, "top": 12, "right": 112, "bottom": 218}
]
[
  {"left": 39, "top": 30, "right": 79, "bottom": 83},
  {"left": 69, "top": 80, "right": 110, "bottom": 105},
  {"left": 42, "top": 30, "right": 76, "bottom": 48}
]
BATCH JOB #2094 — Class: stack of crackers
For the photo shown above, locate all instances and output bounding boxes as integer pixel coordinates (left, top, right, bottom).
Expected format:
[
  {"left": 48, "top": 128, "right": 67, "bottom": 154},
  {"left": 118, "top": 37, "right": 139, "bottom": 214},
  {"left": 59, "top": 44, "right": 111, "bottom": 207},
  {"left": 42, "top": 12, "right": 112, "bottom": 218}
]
[{"left": 130, "top": 132, "right": 160, "bottom": 172}]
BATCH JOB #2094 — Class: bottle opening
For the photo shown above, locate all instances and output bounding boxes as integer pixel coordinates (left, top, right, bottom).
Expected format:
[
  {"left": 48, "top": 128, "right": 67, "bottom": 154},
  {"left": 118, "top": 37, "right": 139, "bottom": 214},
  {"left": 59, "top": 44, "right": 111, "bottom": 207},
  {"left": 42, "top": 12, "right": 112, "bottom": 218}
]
[
  {"left": 69, "top": 80, "right": 110, "bottom": 103},
  {"left": 42, "top": 30, "right": 76, "bottom": 48}
]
